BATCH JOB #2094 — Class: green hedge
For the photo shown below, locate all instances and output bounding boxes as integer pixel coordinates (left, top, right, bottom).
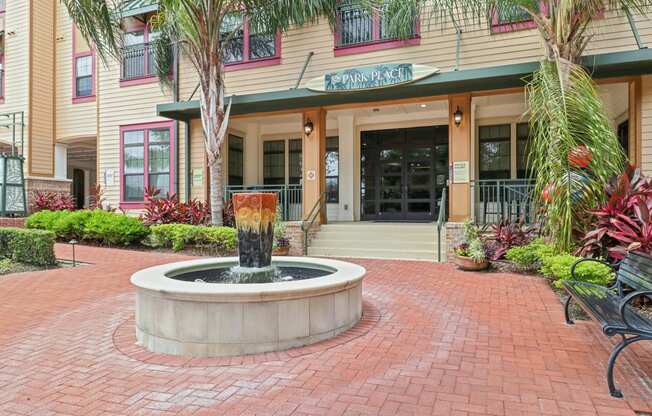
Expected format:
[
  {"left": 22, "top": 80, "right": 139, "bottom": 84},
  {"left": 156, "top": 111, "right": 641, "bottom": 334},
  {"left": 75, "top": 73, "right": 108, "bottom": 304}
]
[
  {"left": 0, "top": 227, "right": 56, "bottom": 266},
  {"left": 26, "top": 210, "right": 149, "bottom": 246},
  {"left": 505, "top": 239, "right": 554, "bottom": 269},
  {"left": 148, "top": 224, "right": 237, "bottom": 252}
]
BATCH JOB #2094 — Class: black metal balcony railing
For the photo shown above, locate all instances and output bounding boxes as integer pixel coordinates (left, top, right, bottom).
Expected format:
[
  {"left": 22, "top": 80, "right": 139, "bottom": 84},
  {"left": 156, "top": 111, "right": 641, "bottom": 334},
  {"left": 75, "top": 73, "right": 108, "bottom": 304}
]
[
  {"left": 471, "top": 179, "right": 537, "bottom": 225},
  {"left": 224, "top": 184, "right": 303, "bottom": 222},
  {"left": 335, "top": 4, "right": 418, "bottom": 48},
  {"left": 121, "top": 42, "right": 164, "bottom": 81}
]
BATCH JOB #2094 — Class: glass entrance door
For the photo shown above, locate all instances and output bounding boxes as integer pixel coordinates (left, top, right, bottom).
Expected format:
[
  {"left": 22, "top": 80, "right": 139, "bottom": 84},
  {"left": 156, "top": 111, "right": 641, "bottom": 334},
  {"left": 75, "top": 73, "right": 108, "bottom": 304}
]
[{"left": 361, "top": 126, "right": 448, "bottom": 221}]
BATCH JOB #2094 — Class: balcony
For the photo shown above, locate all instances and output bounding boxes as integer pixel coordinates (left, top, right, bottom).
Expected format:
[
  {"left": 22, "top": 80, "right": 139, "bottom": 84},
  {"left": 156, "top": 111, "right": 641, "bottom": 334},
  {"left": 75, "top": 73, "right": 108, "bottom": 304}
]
[
  {"left": 335, "top": 3, "right": 419, "bottom": 50},
  {"left": 224, "top": 184, "right": 303, "bottom": 222},
  {"left": 121, "top": 42, "right": 167, "bottom": 81},
  {"left": 471, "top": 179, "right": 537, "bottom": 225}
]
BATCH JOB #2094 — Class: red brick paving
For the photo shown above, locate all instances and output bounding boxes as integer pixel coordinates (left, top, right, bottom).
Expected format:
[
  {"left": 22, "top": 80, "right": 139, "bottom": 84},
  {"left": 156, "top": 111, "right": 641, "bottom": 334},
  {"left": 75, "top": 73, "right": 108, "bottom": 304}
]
[{"left": 0, "top": 244, "right": 651, "bottom": 415}]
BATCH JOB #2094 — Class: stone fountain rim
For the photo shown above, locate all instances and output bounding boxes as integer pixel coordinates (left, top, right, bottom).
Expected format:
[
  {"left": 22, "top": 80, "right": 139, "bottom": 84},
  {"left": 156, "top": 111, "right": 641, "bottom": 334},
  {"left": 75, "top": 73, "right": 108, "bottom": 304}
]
[{"left": 130, "top": 256, "right": 366, "bottom": 303}]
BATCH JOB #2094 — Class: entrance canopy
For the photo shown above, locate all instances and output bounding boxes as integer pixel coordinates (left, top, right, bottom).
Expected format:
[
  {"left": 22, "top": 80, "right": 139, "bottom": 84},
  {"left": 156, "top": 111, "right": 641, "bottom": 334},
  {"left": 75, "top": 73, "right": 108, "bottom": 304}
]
[{"left": 158, "top": 49, "right": 652, "bottom": 121}]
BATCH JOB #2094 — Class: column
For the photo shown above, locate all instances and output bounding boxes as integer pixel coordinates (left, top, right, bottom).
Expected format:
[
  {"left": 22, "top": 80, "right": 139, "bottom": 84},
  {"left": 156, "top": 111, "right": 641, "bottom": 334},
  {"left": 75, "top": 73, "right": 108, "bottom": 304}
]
[
  {"left": 448, "top": 94, "right": 472, "bottom": 222},
  {"left": 302, "top": 108, "right": 326, "bottom": 222},
  {"left": 337, "top": 114, "right": 355, "bottom": 221},
  {"left": 54, "top": 144, "right": 68, "bottom": 180},
  {"left": 244, "top": 123, "right": 260, "bottom": 186}
]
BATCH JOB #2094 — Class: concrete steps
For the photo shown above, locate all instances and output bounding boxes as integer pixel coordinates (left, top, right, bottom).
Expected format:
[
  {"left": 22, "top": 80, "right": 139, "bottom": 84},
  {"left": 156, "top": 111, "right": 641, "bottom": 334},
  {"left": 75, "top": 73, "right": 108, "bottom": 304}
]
[{"left": 307, "top": 222, "right": 445, "bottom": 261}]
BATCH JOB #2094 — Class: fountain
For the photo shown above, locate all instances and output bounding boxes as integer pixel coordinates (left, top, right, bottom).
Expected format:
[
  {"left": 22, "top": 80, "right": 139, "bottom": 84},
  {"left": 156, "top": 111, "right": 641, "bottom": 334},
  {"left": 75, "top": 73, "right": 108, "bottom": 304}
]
[{"left": 131, "top": 193, "right": 366, "bottom": 357}]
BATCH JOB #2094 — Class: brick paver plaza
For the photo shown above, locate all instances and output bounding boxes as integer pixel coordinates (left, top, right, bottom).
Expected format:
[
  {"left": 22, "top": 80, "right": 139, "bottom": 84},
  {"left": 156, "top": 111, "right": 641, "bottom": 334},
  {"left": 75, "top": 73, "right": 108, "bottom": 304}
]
[{"left": 1, "top": 245, "right": 651, "bottom": 415}]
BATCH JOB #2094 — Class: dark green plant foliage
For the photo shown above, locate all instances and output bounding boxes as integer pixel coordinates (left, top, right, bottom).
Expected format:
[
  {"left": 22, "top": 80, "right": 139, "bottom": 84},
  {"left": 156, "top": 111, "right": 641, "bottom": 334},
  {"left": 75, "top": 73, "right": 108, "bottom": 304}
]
[
  {"left": 26, "top": 210, "right": 149, "bottom": 246},
  {"left": 148, "top": 224, "right": 237, "bottom": 252},
  {"left": 0, "top": 227, "right": 56, "bottom": 266}
]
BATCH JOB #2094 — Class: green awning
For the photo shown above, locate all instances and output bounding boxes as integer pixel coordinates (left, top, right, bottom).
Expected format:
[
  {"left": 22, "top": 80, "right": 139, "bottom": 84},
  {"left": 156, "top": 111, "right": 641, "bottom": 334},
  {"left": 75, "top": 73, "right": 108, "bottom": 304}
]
[
  {"left": 158, "top": 48, "right": 652, "bottom": 121},
  {"left": 119, "top": 0, "right": 158, "bottom": 18}
]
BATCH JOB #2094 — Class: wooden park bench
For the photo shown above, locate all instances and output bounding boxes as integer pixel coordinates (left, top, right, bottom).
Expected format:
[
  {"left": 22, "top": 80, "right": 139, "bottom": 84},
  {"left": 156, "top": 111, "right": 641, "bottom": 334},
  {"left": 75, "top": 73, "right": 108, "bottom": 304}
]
[{"left": 563, "top": 251, "right": 652, "bottom": 398}]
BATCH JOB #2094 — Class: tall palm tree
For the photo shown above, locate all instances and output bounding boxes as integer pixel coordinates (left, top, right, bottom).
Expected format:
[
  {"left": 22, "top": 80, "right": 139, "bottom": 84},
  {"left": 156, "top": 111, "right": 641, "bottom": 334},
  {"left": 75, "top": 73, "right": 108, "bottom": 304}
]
[
  {"left": 377, "top": 0, "right": 649, "bottom": 251},
  {"left": 63, "top": 0, "right": 336, "bottom": 225}
]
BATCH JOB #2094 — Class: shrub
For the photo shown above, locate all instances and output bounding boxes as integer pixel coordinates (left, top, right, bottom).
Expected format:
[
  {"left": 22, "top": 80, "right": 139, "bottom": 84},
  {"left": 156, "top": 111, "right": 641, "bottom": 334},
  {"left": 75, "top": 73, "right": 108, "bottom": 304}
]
[
  {"left": 142, "top": 187, "right": 210, "bottom": 226},
  {"left": 149, "top": 224, "right": 237, "bottom": 252},
  {"left": 223, "top": 199, "right": 235, "bottom": 228},
  {"left": 540, "top": 253, "right": 614, "bottom": 289},
  {"left": 0, "top": 227, "right": 56, "bottom": 266},
  {"left": 83, "top": 210, "right": 149, "bottom": 246},
  {"left": 505, "top": 239, "right": 554, "bottom": 269},
  {"left": 26, "top": 209, "right": 149, "bottom": 246},
  {"left": 485, "top": 219, "right": 534, "bottom": 261},
  {"left": 33, "top": 191, "right": 76, "bottom": 212},
  {"left": 579, "top": 165, "right": 652, "bottom": 262}
]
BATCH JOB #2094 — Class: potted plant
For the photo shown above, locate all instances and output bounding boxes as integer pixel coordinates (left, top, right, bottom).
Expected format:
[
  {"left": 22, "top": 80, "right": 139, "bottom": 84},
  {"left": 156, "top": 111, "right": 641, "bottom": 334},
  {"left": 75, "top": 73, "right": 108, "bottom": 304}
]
[
  {"left": 453, "top": 220, "right": 489, "bottom": 271},
  {"left": 272, "top": 207, "right": 291, "bottom": 256}
]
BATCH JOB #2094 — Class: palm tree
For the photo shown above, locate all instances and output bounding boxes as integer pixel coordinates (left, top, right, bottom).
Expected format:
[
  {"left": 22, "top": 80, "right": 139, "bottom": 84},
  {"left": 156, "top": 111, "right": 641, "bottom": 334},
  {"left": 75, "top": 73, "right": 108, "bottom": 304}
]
[
  {"left": 63, "top": 0, "right": 336, "bottom": 225},
  {"left": 376, "top": 0, "right": 649, "bottom": 251}
]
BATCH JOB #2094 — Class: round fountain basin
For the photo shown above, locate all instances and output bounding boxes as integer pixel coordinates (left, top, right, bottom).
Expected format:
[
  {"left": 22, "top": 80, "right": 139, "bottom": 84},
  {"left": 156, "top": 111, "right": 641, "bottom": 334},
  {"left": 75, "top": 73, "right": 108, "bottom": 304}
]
[{"left": 130, "top": 257, "right": 366, "bottom": 357}]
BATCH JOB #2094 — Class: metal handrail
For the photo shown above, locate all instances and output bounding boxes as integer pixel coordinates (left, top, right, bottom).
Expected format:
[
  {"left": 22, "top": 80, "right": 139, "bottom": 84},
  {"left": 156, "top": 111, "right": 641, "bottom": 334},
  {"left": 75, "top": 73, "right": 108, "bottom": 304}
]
[
  {"left": 301, "top": 192, "right": 327, "bottom": 255},
  {"left": 437, "top": 187, "right": 447, "bottom": 262}
]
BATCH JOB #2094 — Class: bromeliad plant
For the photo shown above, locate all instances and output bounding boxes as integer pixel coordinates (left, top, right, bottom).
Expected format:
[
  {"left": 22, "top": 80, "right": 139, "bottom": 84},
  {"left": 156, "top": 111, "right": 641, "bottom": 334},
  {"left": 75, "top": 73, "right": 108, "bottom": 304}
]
[
  {"left": 33, "top": 191, "right": 77, "bottom": 212},
  {"left": 142, "top": 187, "right": 211, "bottom": 226},
  {"left": 485, "top": 219, "right": 535, "bottom": 261},
  {"left": 579, "top": 165, "right": 652, "bottom": 261}
]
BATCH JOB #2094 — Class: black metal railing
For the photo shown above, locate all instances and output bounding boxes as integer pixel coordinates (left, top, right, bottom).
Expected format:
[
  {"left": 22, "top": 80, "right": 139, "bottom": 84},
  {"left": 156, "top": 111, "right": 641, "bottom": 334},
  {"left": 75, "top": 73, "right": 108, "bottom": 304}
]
[
  {"left": 121, "top": 42, "right": 166, "bottom": 81},
  {"left": 335, "top": 3, "right": 418, "bottom": 48},
  {"left": 471, "top": 179, "right": 537, "bottom": 225},
  {"left": 301, "top": 192, "right": 327, "bottom": 255},
  {"left": 437, "top": 187, "right": 447, "bottom": 262},
  {"left": 224, "top": 184, "right": 303, "bottom": 222}
]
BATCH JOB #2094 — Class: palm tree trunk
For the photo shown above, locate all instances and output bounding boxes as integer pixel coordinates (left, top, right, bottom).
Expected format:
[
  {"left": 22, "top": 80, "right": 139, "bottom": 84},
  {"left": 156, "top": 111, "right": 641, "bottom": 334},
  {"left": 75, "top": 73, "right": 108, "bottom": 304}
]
[{"left": 209, "top": 158, "right": 224, "bottom": 226}]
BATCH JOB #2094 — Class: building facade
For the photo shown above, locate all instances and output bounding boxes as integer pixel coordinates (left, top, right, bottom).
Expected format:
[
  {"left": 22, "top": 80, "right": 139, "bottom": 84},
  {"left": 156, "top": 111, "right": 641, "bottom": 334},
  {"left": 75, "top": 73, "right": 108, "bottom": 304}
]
[{"left": 1, "top": 1, "right": 652, "bottom": 240}]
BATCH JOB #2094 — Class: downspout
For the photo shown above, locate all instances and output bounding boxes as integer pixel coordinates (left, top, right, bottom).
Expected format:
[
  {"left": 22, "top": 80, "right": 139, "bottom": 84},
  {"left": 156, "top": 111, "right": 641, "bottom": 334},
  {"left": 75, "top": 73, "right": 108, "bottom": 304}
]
[
  {"left": 624, "top": 7, "right": 647, "bottom": 50},
  {"left": 294, "top": 52, "right": 314, "bottom": 89},
  {"left": 173, "top": 43, "right": 181, "bottom": 198},
  {"left": 184, "top": 118, "right": 191, "bottom": 201},
  {"left": 455, "top": 28, "right": 462, "bottom": 71}
]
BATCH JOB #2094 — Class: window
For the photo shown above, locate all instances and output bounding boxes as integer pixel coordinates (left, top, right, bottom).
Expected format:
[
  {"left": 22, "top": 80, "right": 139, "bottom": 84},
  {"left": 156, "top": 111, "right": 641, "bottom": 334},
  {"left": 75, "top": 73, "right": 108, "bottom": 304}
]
[
  {"left": 491, "top": 4, "right": 539, "bottom": 33},
  {"left": 121, "top": 26, "right": 167, "bottom": 83},
  {"left": 335, "top": 0, "right": 419, "bottom": 55},
  {"left": 288, "top": 139, "right": 302, "bottom": 185},
  {"left": 0, "top": 0, "right": 5, "bottom": 13},
  {"left": 75, "top": 55, "right": 93, "bottom": 98},
  {"left": 220, "top": 13, "right": 280, "bottom": 70},
  {"left": 120, "top": 122, "right": 174, "bottom": 205},
  {"left": 479, "top": 124, "right": 511, "bottom": 180},
  {"left": 228, "top": 134, "right": 244, "bottom": 186},
  {"left": 263, "top": 140, "right": 285, "bottom": 185},
  {"left": 326, "top": 137, "right": 339, "bottom": 203},
  {"left": 516, "top": 123, "right": 531, "bottom": 178}
]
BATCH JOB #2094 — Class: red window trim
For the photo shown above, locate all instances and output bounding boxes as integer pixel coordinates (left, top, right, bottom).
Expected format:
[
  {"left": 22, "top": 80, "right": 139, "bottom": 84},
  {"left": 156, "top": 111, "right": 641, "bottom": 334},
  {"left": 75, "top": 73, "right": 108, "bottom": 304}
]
[
  {"left": 223, "top": 18, "right": 282, "bottom": 71},
  {"left": 119, "top": 120, "right": 175, "bottom": 209},
  {"left": 333, "top": 5, "right": 420, "bottom": 56},
  {"left": 72, "top": 25, "right": 96, "bottom": 104},
  {"left": 491, "top": 3, "right": 545, "bottom": 33},
  {"left": 119, "top": 23, "right": 162, "bottom": 87}
]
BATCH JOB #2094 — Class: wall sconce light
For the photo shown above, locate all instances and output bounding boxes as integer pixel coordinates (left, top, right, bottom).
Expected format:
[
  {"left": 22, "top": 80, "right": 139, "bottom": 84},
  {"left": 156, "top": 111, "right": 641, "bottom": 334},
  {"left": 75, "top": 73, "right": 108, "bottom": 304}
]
[
  {"left": 453, "top": 107, "right": 463, "bottom": 127},
  {"left": 304, "top": 119, "right": 314, "bottom": 136}
]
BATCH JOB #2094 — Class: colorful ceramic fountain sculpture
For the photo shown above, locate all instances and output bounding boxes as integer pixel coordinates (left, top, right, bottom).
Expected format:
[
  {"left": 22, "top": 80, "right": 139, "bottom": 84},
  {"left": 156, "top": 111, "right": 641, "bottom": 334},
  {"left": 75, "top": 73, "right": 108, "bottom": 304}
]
[{"left": 231, "top": 193, "right": 277, "bottom": 282}]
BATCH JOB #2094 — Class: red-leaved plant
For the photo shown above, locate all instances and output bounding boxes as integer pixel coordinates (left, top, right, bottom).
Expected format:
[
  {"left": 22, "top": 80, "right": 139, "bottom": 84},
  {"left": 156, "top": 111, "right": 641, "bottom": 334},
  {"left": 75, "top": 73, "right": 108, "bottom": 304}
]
[
  {"left": 142, "top": 187, "right": 211, "bottom": 225},
  {"left": 33, "top": 191, "right": 76, "bottom": 212},
  {"left": 484, "top": 218, "right": 534, "bottom": 261},
  {"left": 578, "top": 165, "right": 652, "bottom": 261}
]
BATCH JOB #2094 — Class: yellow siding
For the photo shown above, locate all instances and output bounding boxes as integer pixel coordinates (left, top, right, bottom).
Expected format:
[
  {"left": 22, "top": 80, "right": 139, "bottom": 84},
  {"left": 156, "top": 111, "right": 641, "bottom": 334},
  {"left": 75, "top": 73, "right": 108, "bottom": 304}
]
[
  {"left": 55, "top": 7, "right": 97, "bottom": 142},
  {"left": 29, "top": 0, "right": 56, "bottom": 176},
  {"left": 0, "top": 1, "right": 30, "bottom": 156},
  {"left": 96, "top": 59, "right": 174, "bottom": 206},
  {"left": 178, "top": 7, "right": 647, "bottom": 99},
  {"left": 641, "top": 75, "right": 652, "bottom": 175}
]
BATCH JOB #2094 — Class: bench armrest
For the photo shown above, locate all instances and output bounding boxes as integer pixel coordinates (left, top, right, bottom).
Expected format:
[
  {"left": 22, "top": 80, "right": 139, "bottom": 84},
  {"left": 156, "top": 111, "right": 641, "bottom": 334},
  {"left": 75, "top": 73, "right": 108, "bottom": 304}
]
[
  {"left": 571, "top": 258, "right": 615, "bottom": 279},
  {"left": 618, "top": 290, "right": 652, "bottom": 329}
]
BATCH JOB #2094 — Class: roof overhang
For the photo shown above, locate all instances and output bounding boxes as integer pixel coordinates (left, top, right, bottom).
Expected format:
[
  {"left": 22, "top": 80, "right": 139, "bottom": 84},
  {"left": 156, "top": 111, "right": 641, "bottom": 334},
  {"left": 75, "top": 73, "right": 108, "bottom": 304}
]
[
  {"left": 119, "top": 0, "right": 158, "bottom": 19},
  {"left": 158, "top": 48, "right": 652, "bottom": 121}
]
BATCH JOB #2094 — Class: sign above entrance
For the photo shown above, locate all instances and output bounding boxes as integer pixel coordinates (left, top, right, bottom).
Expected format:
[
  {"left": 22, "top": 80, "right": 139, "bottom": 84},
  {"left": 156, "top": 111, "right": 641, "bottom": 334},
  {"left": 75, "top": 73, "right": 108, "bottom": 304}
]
[{"left": 305, "top": 64, "right": 439, "bottom": 93}]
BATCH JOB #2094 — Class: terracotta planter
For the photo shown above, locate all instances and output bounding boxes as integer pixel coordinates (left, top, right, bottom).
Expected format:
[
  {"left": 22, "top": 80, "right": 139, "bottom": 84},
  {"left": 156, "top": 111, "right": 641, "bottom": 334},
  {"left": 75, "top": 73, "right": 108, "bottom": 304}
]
[
  {"left": 273, "top": 246, "right": 290, "bottom": 256},
  {"left": 454, "top": 255, "right": 489, "bottom": 271}
]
